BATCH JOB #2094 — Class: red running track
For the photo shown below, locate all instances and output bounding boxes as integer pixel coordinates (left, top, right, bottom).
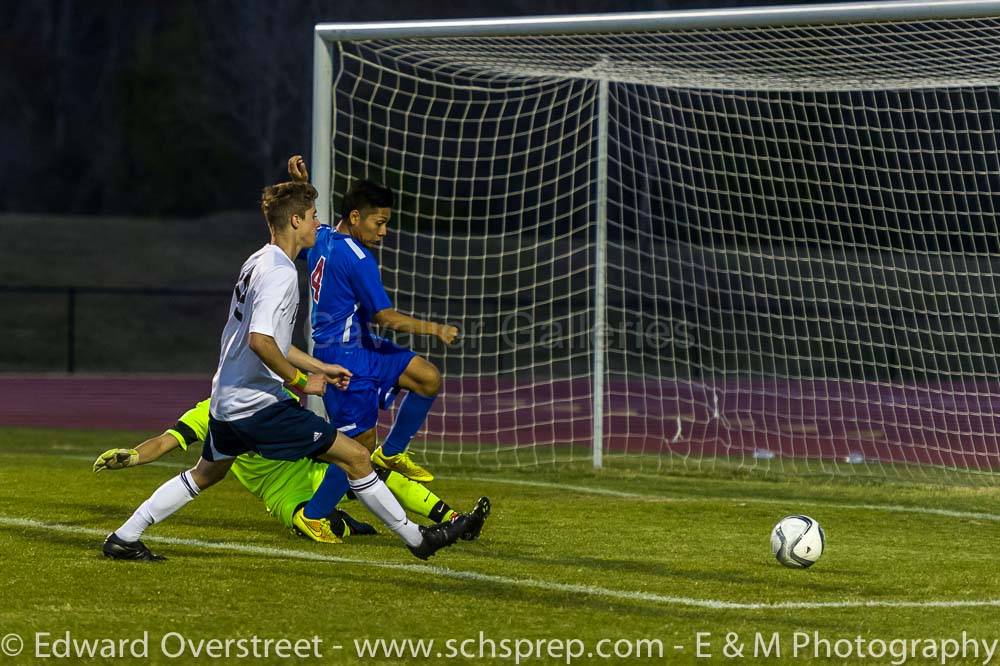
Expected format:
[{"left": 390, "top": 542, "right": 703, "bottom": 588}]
[
  {"left": 0, "top": 375, "right": 212, "bottom": 432},
  {"left": 1, "top": 375, "right": 997, "bottom": 470}
]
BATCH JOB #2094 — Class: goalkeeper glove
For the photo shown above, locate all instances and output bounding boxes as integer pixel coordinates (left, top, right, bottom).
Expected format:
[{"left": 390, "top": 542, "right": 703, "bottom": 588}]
[{"left": 93, "top": 448, "right": 139, "bottom": 472}]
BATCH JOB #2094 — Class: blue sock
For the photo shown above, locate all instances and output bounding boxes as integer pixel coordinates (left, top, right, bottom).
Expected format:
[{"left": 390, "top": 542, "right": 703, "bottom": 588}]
[
  {"left": 303, "top": 465, "right": 351, "bottom": 520},
  {"left": 382, "top": 392, "right": 435, "bottom": 456}
]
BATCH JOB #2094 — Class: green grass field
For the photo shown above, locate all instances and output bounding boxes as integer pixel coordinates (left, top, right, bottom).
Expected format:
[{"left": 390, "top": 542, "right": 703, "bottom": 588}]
[{"left": 1, "top": 426, "right": 999, "bottom": 665}]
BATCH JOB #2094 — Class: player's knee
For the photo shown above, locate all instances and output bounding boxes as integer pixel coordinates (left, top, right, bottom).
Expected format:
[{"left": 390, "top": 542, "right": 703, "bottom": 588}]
[
  {"left": 404, "top": 356, "right": 442, "bottom": 396},
  {"left": 343, "top": 442, "right": 373, "bottom": 479},
  {"left": 190, "top": 462, "right": 228, "bottom": 489},
  {"left": 356, "top": 429, "right": 377, "bottom": 452},
  {"left": 419, "top": 362, "right": 442, "bottom": 396}
]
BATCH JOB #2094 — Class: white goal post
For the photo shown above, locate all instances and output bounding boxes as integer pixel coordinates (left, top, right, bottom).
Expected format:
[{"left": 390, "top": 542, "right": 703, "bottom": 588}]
[{"left": 311, "top": 0, "right": 1000, "bottom": 481}]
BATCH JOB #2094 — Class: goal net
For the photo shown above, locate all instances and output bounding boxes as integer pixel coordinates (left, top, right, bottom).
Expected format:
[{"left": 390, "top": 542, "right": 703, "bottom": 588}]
[{"left": 312, "top": 2, "right": 1000, "bottom": 481}]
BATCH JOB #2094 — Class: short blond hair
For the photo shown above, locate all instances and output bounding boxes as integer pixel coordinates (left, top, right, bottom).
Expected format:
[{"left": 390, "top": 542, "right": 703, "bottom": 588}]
[{"left": 261, "top": 181, "right": 318, "bottom": 230}]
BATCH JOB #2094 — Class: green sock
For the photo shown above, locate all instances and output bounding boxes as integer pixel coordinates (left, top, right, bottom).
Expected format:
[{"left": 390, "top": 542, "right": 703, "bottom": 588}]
[{"left": 383, "top": 470, "right": 455, "bottom": 522}]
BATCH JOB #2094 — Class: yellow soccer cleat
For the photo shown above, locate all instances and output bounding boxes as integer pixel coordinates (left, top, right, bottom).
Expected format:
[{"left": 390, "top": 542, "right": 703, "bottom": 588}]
[
  {"left": 371, "top": 446, "right": 434, "bottom": 482},
  {"left": 292, "top": 507, "right": 342, "bottom": 544}
]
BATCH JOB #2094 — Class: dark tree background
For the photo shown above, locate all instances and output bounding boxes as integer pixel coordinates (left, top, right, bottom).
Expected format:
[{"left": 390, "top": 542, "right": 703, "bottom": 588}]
[{"left": 1, "top": 0, "right": 815, "bottom": 217}]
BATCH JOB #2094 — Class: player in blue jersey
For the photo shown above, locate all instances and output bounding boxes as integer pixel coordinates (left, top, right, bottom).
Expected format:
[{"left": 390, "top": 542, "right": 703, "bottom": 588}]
[{"left": 294, "top": 157, "right": 457, "bottom": 486}]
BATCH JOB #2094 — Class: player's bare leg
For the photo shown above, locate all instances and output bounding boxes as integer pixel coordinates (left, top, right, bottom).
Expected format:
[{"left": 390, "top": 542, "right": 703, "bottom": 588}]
[{"left": 398, "top": 355, "right": 442, "bottom": 397}]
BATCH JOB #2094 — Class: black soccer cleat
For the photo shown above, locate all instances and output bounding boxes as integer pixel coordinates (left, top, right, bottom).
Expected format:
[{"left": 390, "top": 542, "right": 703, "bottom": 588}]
[
  {"left": 408, "top": 515, "right": 468, "bottom": 561},
  {"left": 331, "top": 508, "right": 377, "bottom": 537},
  {"left": 102, "top": 533, "right": 166, "bottom": 562},
  {"left": 460, "top": 496, "right": 491, "bottom": 541}
]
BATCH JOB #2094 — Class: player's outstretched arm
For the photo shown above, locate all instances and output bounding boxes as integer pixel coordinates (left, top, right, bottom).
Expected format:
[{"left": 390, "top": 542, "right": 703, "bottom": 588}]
[
  {"left": 287, "top": 344, "right": 352, "bottom": 391},
  {"left": 250, "top": 332, "right": 321, "bottom": 394},
  {"left": 287, "top": 344, "right": 328, "bottom": 374},
  {"left": 92, "top": 433, "right": 181, "bottom": 472},
  {"left": 249, "top": 333, "right": 351, "bottom": 396},
  {"left": 374, "top": 309, "right": 459, "bottom": 345}
]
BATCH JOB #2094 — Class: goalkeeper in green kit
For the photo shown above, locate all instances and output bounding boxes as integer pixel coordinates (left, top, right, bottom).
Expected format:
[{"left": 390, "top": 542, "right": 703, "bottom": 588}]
[{"left": 93, "top": 395, "right": 486, "bottom": 543}]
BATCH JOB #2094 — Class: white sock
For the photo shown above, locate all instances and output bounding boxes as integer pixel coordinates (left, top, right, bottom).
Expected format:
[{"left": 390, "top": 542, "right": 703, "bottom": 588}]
[
  {"left": 349, "top": 472, "right": 422, "bottom": 548},
  {"left": 115, "top": 471, "right": 200, "bottom": 542}
]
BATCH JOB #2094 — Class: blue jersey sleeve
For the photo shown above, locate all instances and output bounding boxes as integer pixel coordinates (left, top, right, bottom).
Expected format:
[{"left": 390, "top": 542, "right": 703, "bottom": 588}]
[{"left": 348, "top": 257, "right": 392, "bottom": 317}]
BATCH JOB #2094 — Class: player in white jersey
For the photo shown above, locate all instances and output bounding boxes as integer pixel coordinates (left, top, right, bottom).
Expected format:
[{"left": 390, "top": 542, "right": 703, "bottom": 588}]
[{"left": 103, "top": 180, "right": 472, "bottom": 561}]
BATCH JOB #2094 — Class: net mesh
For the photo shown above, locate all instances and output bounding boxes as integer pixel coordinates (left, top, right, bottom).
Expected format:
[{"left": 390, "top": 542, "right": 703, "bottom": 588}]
[{"left": 323, "top": 14, "right": 1000, "bottom": 480}]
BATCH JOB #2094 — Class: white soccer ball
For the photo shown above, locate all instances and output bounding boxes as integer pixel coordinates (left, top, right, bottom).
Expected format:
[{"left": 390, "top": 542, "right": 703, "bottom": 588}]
[{"left": 770, "top": 515, "right": 825, "bottom": 568}]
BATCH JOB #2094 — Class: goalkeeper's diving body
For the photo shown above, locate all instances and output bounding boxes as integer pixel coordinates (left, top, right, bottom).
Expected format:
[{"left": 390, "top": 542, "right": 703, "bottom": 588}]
[
  {"left": 94, "top": 397, "right": 490, "bottom": 543},
  {"left": 102, "top": 178, "right": 475, "bottom": 562}
]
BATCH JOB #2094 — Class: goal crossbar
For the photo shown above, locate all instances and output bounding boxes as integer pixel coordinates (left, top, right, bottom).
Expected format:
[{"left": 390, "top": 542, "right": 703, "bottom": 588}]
[{"left": 315, "top": 0, "right": 1000, "bottom": 40}]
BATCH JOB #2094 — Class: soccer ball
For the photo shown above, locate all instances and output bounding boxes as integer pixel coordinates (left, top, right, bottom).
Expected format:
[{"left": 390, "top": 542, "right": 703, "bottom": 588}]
[{"left": 770, "top": 515, "right": 825, "bottom": 568}]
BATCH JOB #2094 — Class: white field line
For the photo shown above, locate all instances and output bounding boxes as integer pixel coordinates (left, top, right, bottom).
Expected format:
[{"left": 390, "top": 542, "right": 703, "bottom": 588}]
[
  {"left": 26, "top": 452, "right": 1000, "bottom": 523},
  {"left": 1, "top": 515, "right": 997, "bottom": 612}
]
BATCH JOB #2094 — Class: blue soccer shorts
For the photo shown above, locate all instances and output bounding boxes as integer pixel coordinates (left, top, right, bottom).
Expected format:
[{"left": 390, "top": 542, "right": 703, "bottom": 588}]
[{"left": 314, "top": 334, "right": 415, "bottom": 437}]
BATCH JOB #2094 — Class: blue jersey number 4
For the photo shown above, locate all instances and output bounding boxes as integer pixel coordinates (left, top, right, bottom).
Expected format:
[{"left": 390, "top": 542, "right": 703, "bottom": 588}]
[{"left": 310, "top": 256, "right": 325, "bottom": 304}]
